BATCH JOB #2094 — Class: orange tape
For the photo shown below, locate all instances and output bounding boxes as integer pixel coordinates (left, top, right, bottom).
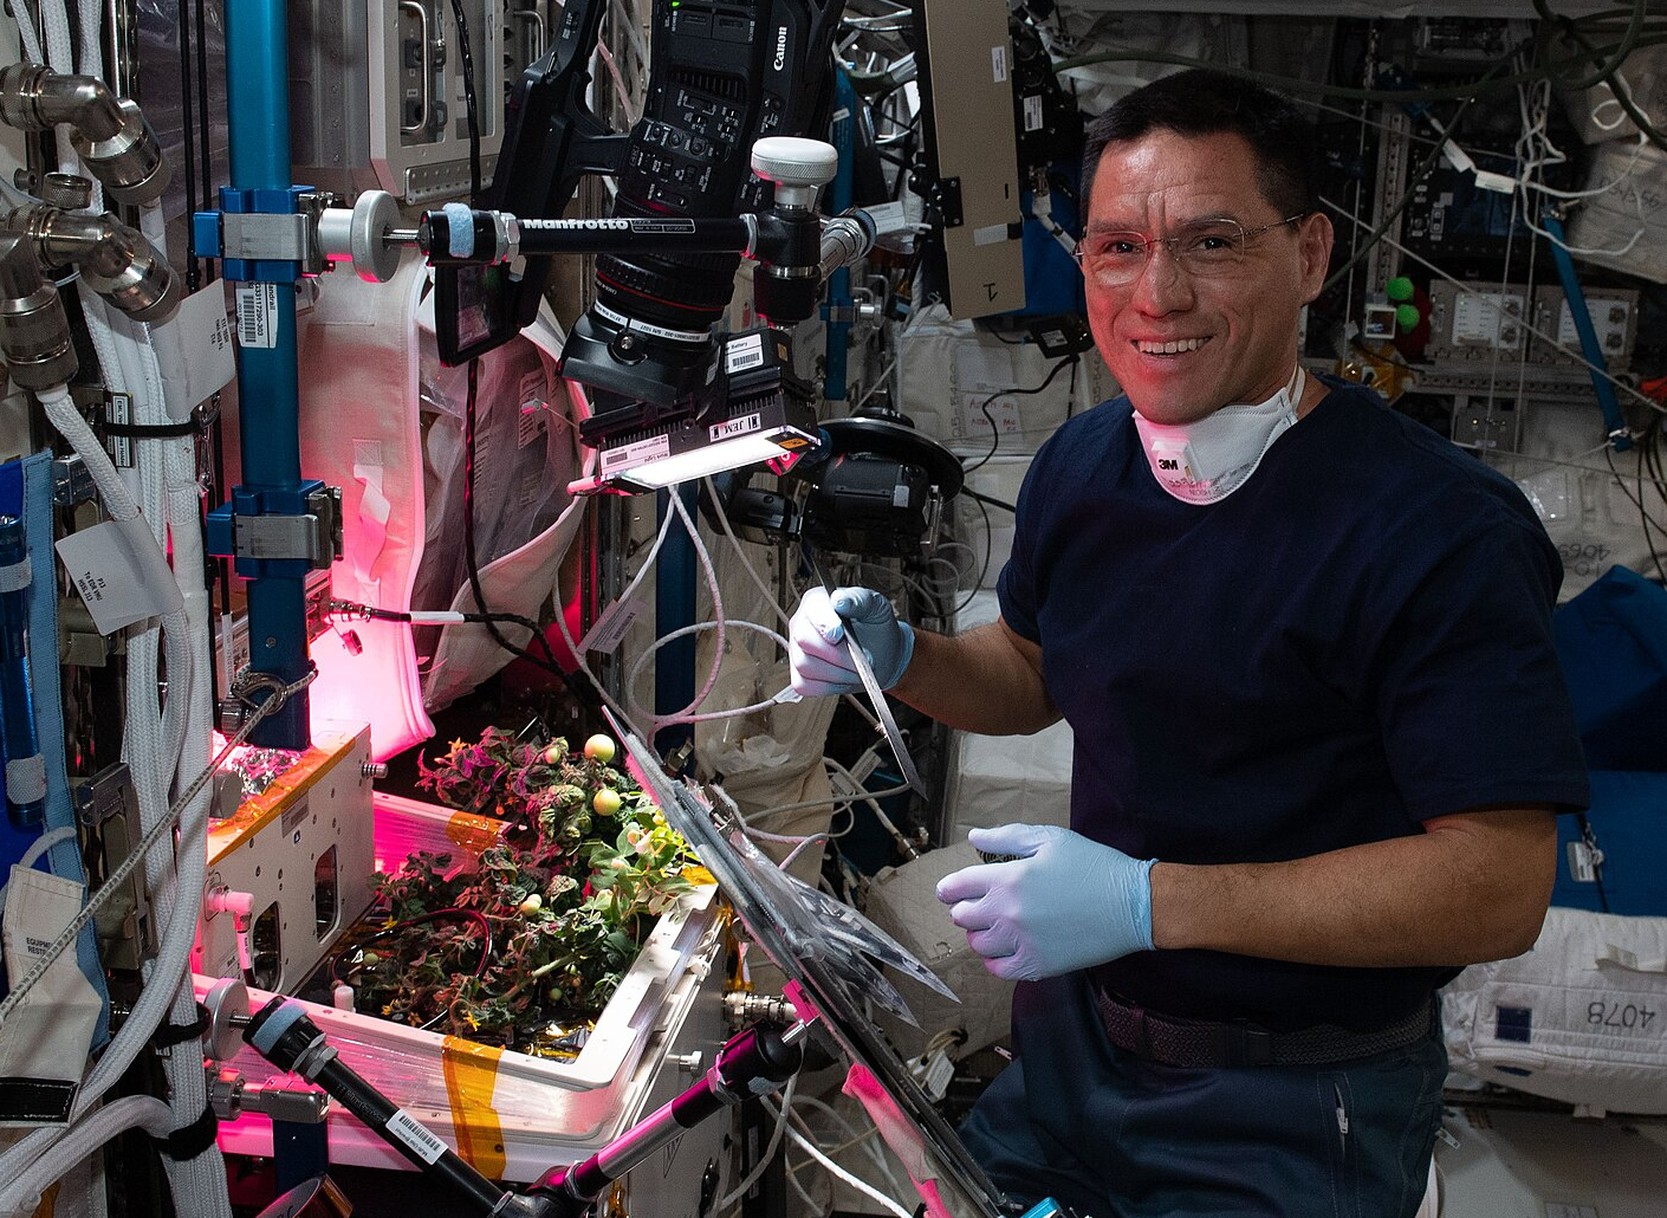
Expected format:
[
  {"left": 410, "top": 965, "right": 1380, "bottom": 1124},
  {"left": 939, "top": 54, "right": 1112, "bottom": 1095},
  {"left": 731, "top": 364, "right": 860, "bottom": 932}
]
[
  {"left": 445, "top": 812, "right": 508, "bottom": 859},
  {"left": 441, "top": 1036, "right": 507, "bottom": 1179}
]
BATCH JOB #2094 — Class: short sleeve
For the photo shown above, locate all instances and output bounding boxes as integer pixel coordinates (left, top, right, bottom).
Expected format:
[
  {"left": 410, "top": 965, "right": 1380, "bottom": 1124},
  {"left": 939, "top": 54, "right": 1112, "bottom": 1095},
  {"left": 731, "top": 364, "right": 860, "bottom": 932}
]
[
  {"left": 995, "top": 447, "right": 1053, "bottom": 644},
  {"left": 1371, "top": 519, "right": 1589, "bottom": 820}
]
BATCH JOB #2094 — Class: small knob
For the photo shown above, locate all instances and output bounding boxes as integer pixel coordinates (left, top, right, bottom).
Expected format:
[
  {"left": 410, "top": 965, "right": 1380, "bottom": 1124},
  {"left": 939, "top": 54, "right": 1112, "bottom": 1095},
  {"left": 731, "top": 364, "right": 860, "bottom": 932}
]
[
  {"left": 669, "top": 1051, "right": 704, "bottom": 1076},
  {"left": 750, "top": 137, "right": 839, "bottom": 189}
]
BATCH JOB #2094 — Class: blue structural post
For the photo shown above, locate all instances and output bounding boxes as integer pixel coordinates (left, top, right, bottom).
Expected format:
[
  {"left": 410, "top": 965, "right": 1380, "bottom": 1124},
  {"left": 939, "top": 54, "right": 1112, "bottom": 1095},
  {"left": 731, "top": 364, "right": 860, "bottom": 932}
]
[
  {"left": 823, "top": 68, "right": 857, "bottom": 403},
  {"left": 1543, "top": 211, "right": 1631, "bottom": 453},
  {"left": 654, "top": 487, "right": 698, "bottom": 757},
  {"left": 201, "top": 0, "right": 317, "bottom": 747}
]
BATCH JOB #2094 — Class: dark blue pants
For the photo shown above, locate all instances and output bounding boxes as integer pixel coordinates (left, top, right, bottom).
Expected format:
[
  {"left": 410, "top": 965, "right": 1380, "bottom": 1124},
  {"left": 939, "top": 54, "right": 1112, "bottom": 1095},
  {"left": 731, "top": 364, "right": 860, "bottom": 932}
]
[{"left": 959, "top": 974, "right": 1446, "bottom": 1218}]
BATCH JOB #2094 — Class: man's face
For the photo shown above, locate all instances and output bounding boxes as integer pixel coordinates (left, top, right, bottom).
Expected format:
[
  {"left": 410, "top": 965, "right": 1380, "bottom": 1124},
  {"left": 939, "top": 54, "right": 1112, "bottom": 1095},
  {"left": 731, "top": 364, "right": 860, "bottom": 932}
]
[{"left": 1083, "top": 129, "right": 1333, "bottom": 425}]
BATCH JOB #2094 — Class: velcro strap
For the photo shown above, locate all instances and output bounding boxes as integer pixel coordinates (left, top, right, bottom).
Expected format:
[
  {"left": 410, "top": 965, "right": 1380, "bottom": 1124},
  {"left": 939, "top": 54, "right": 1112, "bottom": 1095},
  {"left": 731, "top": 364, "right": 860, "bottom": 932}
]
[
  {"left": 152, "top": 1002, "right": 210, "bottom": 1050},
  {"left": 102, "top": 401, "right": 218, "bottom": 440},
  {"left": 101, "top": 417, "right": 199, "bottom": 439},
  {"left": 153, "top": 1105, "right": 219, "bottom": 1161},
  {"left": 0, "top": 1076, "right": 77, "bottom": 1123}
]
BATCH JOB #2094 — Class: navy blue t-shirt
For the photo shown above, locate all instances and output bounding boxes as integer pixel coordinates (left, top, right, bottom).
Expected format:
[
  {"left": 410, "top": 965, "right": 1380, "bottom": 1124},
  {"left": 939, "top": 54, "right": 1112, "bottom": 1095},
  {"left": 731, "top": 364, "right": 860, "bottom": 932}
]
[{"left": 997, "top": 379, "right": 1589, "bottom": 1031}]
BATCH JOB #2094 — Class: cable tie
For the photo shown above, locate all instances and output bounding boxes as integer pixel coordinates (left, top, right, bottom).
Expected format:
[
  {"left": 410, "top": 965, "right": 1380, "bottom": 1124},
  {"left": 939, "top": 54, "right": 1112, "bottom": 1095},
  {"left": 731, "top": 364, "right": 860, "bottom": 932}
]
[
  {"left": 152, "top": 1104, "right": 220, "bottom": 1161},
  {"left": 152, "top": 1001, "right": 211, "bottom": 1050}
]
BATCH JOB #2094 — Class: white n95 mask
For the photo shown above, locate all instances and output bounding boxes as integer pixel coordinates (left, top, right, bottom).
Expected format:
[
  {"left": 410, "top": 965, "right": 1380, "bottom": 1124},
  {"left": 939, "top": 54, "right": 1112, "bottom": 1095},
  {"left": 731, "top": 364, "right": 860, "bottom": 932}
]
[{"left": 1132, "top": 365, "right": 1307, "bottom": 505}]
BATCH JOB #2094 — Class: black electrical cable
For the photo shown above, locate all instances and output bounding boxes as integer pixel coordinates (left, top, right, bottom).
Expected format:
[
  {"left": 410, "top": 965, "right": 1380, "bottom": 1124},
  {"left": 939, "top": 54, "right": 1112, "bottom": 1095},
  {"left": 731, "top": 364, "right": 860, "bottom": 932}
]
[
  {"left": 963, "top": 488, "right": 1016, "bottom": 514},
  {"left": 1051, "top": 29, "right": 1667, "bottom": 106},
  {"left": 1572, "top": 813, "right": 1612, "bottom": 914},
  {"left": 1534, "top": 0, "right": 1647, "bottom": 92},
  {"left": 962, "top": 356, "right": 1078, "bottom": 478},
  {"left": 1535, "top": 0, "right": 1667, "bottom": 151},
  {"left": 1603, "top": 437, "right": 1667, "bottom": 584},
  {"left": 1617, "top": 414, "right": 1667, "bottom": 583},
  {"left": 196, "top": 0, "right": 215, "bottom": 284},
  {"left": 448, "top": 0, "right": 484, "bottom": 202},
  {"left": 1647, "top": 424, "right": 1667, "bottom": 583},
  {"left": 953, "top": 494, "right": 992, "bottom": 618},
  {"left": 458, "top": 358, "right": 593, "bottom": 694},
  {"left": 176, "top": 2, "right": 199, "bottom": 294}
]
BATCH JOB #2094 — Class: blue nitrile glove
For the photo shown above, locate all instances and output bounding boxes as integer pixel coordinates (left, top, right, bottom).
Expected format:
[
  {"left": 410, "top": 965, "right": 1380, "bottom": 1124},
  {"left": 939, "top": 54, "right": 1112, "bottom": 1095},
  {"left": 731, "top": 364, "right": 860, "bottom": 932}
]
[
  {"left": 788, "top": 585, "right": 915, "bottom": 699},
  {"left": 935, "top": 823, "right": 1156, "bottom": 981}
]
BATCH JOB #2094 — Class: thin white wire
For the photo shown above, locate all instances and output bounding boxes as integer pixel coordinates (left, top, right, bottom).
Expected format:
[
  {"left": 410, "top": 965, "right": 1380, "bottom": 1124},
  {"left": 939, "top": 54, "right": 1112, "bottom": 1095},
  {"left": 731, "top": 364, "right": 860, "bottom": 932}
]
[
  {"left": 715, "top": 1073, "right": 798, "bottom": 1216},
  {"left": 626, "top": 618, "right": 790, "bottom": 727},
  {"left": 823, "top": 753, "right": 899, "bottom": 822},
  {"left": 1509, "top": 79, "right": 1647, "bottom": 256},
  {"left": 777, "top": 832, "right": 828, "bottom": 871},
  {"left": 616, "top": 490, "right": 730, "bottom": 734},
  {"left": 789, "top": 1092, "right": 902, "bottom": 1189},
  {"left": 545, "top": 495, "right": 651, "bottom": 737},
  {"left": 666, "top": 487, "right": 727, "bottom": 726},
  {"left": 702, "top": 476, "right": 792, "bottom": 630},
  {"left": 700, "top": 478, "right": 885, "bottom": 735},
  {"left": 771, "top": 1104, "right": 913, "bottom": 1218}
]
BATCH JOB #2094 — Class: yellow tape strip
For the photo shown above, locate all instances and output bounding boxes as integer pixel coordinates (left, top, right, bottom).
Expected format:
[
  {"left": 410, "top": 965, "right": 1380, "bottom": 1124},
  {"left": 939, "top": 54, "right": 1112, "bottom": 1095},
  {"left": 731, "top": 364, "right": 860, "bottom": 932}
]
[
  {"left": 446, "top": 811, "right": 508, "bottom": 859},
  {"left": 442, "top": 1035, "right": 507, "bottom": 1180}
]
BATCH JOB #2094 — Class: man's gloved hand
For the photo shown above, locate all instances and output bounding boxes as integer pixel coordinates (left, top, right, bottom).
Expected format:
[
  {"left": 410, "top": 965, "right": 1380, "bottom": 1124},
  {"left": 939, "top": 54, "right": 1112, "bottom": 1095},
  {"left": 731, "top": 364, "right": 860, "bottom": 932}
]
[
  {"left": 935, "top": 823, "right": 1156, "bottom": 981},
  {"left": 788, "top": 585, "right": 915, "bottom": 699}
]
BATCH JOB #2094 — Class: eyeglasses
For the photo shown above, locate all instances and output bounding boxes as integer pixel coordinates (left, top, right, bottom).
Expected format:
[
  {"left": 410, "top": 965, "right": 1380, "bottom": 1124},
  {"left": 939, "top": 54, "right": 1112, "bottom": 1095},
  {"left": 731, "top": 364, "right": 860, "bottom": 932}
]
[{"left": 1072, "top": 214, "right": 1308, "bottom": 286}]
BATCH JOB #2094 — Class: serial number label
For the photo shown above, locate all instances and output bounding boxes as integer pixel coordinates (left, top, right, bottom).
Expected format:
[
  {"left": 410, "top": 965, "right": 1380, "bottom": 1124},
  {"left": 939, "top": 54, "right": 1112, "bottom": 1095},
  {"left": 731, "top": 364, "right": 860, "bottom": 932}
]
[{"left": 1587, "top": 1001, "right": 1657, "bottom": 1032}]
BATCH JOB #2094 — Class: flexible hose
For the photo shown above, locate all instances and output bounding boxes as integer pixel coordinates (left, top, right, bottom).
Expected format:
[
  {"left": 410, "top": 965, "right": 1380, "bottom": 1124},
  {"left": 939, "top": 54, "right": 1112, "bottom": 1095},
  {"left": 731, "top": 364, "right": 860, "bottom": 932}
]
[
  {"left": 0, "top": 1095, "right": 172, "bottom": 1216},
  {"left": 26, "top": 375, "right": 223, "bottom": 1213}
]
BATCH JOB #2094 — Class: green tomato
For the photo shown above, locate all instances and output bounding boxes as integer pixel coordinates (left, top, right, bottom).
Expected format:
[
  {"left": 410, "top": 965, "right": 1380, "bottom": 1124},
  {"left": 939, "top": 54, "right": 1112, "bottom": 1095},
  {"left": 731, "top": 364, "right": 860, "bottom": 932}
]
[
  {"left": 542, "top": 743, "right": 564, "bottom": 765},
  {"left": 583, "top": 734, "right": 617, "bottom": 764},
  {"left": 592, "top": 787, "right": 622, "bottom": 817},
  {"left": 518, "top": 893, "right": 543, "bottom": 914}
]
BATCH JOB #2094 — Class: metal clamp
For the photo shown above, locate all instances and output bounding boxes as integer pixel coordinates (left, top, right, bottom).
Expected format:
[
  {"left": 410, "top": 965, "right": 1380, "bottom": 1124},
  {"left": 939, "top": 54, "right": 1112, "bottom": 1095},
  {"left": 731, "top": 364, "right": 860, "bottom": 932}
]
[
  {"left": 51, "top": 454, "right": 95, "bottom": 506},
  {"left": 218, "top": 667, "right": 311, "bottom": 736},
  {"left": 219, "top": 211, "right": 317, "bottom": 267},
  {"left": 228, "top": 486, "right": 342, "bottom": 568}
]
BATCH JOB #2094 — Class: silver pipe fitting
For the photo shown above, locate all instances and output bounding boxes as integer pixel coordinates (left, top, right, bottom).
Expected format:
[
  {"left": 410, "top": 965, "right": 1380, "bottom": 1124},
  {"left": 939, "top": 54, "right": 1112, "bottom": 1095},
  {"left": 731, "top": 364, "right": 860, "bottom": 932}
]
[
  {"left": 0, "top": 233, "right": 77, "bottom": 390},
  {"left": 6, "top": 204, "right": 181, "bottom": 324},
  {"left": 0, "top": 63, "right": 170, "bottom": 206}
]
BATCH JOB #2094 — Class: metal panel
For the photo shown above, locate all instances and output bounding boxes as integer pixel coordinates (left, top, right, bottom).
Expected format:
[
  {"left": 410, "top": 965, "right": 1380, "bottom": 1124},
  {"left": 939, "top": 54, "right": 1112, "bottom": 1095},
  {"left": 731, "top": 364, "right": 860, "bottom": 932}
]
[{"left": 913, "top": 0, "right": 1027, "bottom": 318}]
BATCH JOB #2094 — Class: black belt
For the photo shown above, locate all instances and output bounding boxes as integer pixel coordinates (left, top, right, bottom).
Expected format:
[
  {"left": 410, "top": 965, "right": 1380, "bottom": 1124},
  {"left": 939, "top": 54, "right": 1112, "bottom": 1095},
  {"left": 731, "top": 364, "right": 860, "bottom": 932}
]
[{"left": 1093, "top": 988, "right": 1435, "bottom": 1069}]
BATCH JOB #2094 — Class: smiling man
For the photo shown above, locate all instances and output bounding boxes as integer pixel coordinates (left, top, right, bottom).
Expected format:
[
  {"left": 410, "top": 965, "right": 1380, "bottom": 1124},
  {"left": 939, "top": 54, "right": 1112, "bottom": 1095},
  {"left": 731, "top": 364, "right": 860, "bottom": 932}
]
[{"left": 789, "top": 69, "right": 1587, "bottom": 1217}]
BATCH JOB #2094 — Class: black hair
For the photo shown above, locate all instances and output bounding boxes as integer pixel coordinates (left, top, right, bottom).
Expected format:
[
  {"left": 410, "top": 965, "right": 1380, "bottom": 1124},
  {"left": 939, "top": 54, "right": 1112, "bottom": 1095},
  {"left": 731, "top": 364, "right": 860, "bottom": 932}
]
[{"left": 1080, "top": 69, "right": 1319, "bottom": 226}]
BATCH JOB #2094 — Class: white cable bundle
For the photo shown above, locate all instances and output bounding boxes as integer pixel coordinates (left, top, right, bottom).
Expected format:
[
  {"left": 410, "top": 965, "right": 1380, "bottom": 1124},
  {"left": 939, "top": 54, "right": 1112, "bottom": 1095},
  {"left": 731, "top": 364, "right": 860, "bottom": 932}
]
[{"left": 0, "top": 4, "right": 231, "bottom": 1214}]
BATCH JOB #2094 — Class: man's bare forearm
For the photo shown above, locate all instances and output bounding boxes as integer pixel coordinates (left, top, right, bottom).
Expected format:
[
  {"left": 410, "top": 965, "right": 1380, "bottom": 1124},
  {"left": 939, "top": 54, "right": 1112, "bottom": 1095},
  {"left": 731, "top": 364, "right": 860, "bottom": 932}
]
[
  {"left": 1150, "top": 807, "right": 1558, "bottom": 967},
  {"left": 890, "top": 620, "right": 1061, "bottom": 735}
]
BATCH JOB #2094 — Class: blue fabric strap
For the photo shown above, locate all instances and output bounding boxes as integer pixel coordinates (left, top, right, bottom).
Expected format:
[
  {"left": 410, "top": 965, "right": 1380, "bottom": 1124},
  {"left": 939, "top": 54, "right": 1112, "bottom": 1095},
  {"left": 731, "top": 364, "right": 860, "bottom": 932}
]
[{"left": 22, "top": 453, "right": 113, "bottom": 1046}]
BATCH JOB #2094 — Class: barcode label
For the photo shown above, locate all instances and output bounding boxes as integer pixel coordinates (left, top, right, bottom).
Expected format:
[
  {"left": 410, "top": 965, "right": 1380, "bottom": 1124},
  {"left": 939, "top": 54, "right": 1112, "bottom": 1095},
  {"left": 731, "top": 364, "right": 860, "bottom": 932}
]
[
  {"left": 384, "top": 1108, "right": 447, "bottom": 1164},
  {"left": 580, "top": 595, "right": 643, "bottom": 656},
  {"left": 105, "top": 392, "right": 132, "bottom": 469},
  {"left": 235, "top": 284, "right": 279, "bottom": 349}
]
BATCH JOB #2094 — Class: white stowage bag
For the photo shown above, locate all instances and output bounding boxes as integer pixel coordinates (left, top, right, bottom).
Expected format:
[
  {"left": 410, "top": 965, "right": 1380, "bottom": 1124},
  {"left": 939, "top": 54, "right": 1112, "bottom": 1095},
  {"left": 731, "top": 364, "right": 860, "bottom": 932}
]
[
  {"left": 298, "top": 264, "right": 584, "bottom": 760},
  {"left": 1442, "top": 907, "right": 1667, "bottom": 1114}
]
